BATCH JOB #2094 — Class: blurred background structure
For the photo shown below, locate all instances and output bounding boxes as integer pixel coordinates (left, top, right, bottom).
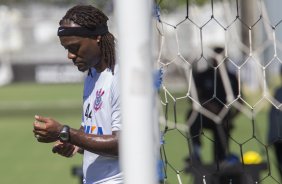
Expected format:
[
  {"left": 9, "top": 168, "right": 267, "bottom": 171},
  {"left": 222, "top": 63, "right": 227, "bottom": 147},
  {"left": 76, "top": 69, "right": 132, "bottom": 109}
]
[
  {"left": 0, "top": 0, "right": 114, "bottom": 84},
  {"left": 1, "top": 1, "right": 281, "bottom": 88},
  {"left": 2, "top": 0, "right": 282, "bottom": 184}
]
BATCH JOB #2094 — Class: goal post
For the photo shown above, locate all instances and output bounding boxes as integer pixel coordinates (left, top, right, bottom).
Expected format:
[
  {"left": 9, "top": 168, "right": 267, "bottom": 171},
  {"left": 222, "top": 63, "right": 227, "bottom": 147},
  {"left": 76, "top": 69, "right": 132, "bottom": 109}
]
[{"left": 115, "top": 0, "right": 157, "bottom": 184}]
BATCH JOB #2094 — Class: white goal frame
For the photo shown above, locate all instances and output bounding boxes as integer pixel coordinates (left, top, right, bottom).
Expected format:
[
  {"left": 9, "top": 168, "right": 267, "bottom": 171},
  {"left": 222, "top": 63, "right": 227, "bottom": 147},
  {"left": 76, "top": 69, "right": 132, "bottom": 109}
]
[{"left": 115, "top": 0, "right": 157, "bottom": 184}]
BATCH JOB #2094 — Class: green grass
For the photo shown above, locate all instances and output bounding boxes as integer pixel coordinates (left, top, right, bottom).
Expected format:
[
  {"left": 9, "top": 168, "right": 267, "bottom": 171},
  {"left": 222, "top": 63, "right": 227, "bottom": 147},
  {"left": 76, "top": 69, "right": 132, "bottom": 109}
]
[
  {"left": 0, "top": 83, "right": 83, "bottom": 184},
  {"left": 0, "top": 83, "right": 280, "bottom": 184}
]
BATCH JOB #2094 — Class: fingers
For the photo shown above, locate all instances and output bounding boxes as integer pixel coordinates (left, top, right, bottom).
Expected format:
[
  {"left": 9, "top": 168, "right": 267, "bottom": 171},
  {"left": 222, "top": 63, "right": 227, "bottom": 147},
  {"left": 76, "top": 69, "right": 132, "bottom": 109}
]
[
  {"left": 33, "top": 121, "right": 46, "bottom": 131},
  {"left": 52, "top": 143, "right": 76, "bottom": 157},
  {"left": 34, "top": 115, "right": 48, "bottom": 123},
  {"left": 52, "top": 141, "right": 64, "bottom": 153},
  {"left": 65, "top": 146, "right": 76, "bottom": 157},
  {"left": 33, "top": 129, "right": 58, "bottom": 143},
  {"left": 52, "top": 144, "right": 61, "bottom": 153},
  {"left": 54, "top": 140, "right": 64, "bottom": 146},
  {"left": 34, "top": 134, "right": 58, "bottom": 143},
  {"left": 33, "top": 115, "right": 48, "bottom": 131},
  {"left": 33, "top": 125, "right": 51, "bottom": 143},
  {"left": 33, "top": 129, "right": 45, "bottom": 136},
  {"left": 36, "top": 136, "right": 48, "bottom": 143}
]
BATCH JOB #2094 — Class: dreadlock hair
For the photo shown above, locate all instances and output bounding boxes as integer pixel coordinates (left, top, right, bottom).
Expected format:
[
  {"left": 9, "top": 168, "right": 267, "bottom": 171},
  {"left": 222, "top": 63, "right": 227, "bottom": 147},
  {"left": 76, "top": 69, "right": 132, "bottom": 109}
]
[{"left": 59, "top": 5, "right": 116, "bottom": 74}]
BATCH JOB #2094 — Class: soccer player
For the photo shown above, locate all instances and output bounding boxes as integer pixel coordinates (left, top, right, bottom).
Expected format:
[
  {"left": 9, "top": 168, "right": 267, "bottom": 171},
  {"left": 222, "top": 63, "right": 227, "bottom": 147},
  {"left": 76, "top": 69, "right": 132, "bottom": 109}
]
[{"left": 33, "top": 5, "right": 122, "bottom": 184}]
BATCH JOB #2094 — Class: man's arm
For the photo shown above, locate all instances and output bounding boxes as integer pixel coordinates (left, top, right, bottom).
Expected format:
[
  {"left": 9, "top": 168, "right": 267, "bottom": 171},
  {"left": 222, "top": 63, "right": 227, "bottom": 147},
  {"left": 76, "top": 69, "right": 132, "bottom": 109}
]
[
  {"left": 33, "top": 116, "right": 119, "bottom": 157},
  {"left": 69, "top": 128, "right": 119, "bottom": 157}
]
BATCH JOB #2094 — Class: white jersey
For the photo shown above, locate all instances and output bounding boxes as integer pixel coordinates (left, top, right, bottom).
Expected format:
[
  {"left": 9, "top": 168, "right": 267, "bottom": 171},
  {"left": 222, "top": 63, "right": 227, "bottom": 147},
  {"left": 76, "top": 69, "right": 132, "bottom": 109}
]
[{"left": 81, "top": 65, "right": 122, "bottom": 184}]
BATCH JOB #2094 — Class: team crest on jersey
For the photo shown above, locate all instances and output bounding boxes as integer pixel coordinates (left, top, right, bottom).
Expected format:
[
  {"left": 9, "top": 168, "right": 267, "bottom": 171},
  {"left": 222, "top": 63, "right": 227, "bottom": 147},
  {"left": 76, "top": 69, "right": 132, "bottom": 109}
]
[{"left": 94, "top": 88, "right": 104, "bottom": 111}]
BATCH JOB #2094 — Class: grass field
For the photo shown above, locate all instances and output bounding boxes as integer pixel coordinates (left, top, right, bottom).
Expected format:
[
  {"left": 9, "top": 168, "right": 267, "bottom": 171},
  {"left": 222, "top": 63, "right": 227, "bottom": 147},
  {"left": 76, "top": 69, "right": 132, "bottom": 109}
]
[
  {"left": 0, "top": 83, "right": 280, "bottom": 184},
  {"left": 0, "top": 83, "right": 83, "bottom": 184}
]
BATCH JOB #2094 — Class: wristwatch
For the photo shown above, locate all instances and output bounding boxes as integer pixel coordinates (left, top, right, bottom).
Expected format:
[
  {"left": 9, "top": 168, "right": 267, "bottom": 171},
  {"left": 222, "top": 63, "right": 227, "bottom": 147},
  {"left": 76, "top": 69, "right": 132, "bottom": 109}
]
[{"left": 59, "top": 125, "right": 70, "bottom": 142}]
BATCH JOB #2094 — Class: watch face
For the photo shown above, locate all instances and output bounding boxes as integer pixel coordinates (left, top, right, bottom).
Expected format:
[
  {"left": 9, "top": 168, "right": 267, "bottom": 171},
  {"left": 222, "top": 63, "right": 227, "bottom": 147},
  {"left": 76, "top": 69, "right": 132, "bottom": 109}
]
[
  {"left": 60, "top": 132, "right": 69, "bottom": 141},
  {"left": 59, "top": 125, "right": 70, "bottom": 142}
]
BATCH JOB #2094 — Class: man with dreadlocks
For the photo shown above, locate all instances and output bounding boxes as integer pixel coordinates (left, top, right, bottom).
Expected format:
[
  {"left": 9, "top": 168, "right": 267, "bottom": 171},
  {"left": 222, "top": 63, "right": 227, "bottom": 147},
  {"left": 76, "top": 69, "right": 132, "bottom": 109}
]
[{"left": 33, "top": 5, "right": 123, "bottom": 184}]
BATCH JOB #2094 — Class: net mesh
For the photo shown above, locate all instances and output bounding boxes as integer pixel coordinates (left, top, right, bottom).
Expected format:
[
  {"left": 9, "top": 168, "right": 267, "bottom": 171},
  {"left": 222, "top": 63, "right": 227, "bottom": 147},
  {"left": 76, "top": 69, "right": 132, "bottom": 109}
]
[{"left": 155, "top": 0, "right": 282, "bottom": 183}]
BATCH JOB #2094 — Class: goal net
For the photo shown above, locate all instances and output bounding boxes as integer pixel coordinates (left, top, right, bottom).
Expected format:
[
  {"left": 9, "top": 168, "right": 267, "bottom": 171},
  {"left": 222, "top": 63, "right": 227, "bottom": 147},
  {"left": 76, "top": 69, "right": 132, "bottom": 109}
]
[{"left": 154, "top": 0, "right": 282, "bottom": 183}]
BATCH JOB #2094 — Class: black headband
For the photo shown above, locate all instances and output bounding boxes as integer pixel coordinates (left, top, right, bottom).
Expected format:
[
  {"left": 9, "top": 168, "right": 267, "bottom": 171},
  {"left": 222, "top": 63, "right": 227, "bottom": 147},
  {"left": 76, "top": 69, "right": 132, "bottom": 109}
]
[{"left": 57, "top": 26, "right": 108, "bottom": 37}]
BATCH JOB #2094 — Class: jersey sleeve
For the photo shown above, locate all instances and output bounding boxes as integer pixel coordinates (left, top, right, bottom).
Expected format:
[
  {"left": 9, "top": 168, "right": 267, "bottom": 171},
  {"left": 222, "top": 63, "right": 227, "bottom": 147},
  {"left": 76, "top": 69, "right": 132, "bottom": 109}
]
[{"left": 111, "top": 74, "right": 121, "bottom": 132}]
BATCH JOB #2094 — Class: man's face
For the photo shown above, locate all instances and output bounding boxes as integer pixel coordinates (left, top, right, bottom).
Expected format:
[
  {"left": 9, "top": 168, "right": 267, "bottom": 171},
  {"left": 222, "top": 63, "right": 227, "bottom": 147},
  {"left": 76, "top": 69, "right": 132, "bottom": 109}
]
[
  {"left": 58, "top": 21, "right": 102, "bottom": 72},
  {"left": 60, "top": 35, "right": 101, "bottom": 72}
]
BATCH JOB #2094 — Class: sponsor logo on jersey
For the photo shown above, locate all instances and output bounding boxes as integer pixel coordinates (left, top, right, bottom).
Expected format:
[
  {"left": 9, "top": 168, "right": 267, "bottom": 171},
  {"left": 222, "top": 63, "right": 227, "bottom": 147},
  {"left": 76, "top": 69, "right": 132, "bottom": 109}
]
[
  {"left": 94, "top": 88, "right": 104, "bottom": 111},
  {"left": 84, "top": 125, "right": 104, "bottom": 135}
]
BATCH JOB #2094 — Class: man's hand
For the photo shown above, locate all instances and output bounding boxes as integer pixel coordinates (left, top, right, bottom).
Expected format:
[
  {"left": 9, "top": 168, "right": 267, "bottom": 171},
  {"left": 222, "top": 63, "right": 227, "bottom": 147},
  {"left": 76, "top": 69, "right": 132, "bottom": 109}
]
[
  {"left": 52, "top": 141, "right": 80, "bottom": 157},
  {"left": 33, "top": 115, "right": 63, "bottom": 143}
]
